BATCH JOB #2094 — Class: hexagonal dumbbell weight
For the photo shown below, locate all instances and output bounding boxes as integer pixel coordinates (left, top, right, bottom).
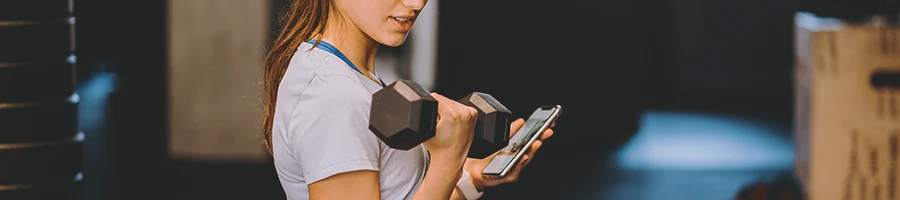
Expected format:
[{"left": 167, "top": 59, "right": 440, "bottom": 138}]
[
  {"left": 458, "top": 92, "right": 511, "bottom": 158},
  {"left": 368, "top": 80, "right": 439, "bottom": 150}
]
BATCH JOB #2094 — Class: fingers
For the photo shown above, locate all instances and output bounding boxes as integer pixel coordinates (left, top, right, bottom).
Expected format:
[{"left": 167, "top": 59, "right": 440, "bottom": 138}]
[
  {"left": 539, "top": 128, "right": 554, "bottom": 140},
  {"left": 529, "top": 140, "right": 543, "bottom": 156},
  {"left": 504, "top": 155, "right": 527, "bottom": 183},
  {"left": 518, "top": 141, "right": 541, "bottom": 170},
  {"left": 430, "top": 92, "right": 451, "bottom": 102},
  {"left": 504, "top": 141, "right": 543, "bottom": 183},
  {"left": 430, "top": 93, "right": 452, "bottom": 121},
  {"left": 508, "top": 118, "right": 525, "bottom": 137},
  {"left": 430, "top": 93, "right": 477, "bottom": 122},
  {"left": 522, "top": 141, "right": 541, "bottom": 168},
  {"left": 521, "top": 154, "right": 532, "bottom": 167}
]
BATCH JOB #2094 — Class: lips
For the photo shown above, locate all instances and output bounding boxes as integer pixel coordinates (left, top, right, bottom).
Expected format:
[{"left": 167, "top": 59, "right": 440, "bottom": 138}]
[
  {"left": 390, "top": 15, "right": 415, "bottom": 31},
  {"left": 392, "top": 17, "right": 411, "bottom": 22}
]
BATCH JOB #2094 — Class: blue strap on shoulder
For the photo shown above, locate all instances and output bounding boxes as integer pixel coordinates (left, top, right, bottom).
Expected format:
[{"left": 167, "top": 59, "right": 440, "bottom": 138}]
[{"left": 307, "top": 40, "right": 387, "bottom": 87}]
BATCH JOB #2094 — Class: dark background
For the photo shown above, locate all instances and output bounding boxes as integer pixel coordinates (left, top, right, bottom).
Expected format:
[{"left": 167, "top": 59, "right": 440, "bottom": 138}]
[
  {"left": 66, "top": 0, "right": 892, "bottom": 199},
  {"left": 433, "top": 0, "right": 795, "bottom": 199}
]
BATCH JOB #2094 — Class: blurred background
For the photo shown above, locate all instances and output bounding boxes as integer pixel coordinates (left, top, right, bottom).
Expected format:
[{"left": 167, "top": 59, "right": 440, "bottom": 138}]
[{"left": 2, "top": 0, "right": 898, "bottom": 199}]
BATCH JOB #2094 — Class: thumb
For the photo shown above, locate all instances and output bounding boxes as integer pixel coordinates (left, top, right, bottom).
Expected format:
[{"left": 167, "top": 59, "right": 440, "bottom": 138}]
[
  {"left": 430, "top": 93, "right": 455, "bottom": 121},
  {"left": 430, "top": 92, "right": 451, "bottom": 102},
  {"left": 508, "top": 118, "right": 525, "bottom": 138}
]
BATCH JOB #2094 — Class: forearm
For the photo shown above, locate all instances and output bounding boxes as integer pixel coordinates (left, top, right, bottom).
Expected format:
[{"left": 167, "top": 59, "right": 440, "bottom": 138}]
[
  {"left": 451, "top": 163, "right": 484, "bottom": 200},
  {"left": 413, "top": 155, "right": 466, "bottom": 200},
  {"left": 450, "top": 188, "right": 466, "bottom": 200}
]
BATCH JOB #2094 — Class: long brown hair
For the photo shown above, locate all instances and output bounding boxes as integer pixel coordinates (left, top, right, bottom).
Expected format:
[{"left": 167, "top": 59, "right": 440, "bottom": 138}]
[{"left": 262, "top": 0, "right": 333, "bottom": 155}]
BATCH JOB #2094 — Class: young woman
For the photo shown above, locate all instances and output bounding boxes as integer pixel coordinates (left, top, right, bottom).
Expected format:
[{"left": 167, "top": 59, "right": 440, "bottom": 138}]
[{"left": 261, "top": 0, "right": 555, "bottom": 199}]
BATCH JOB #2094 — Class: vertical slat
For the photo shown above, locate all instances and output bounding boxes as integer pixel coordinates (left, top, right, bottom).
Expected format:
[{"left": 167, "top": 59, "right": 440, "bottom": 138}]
[{"left": 0, "top": 0, "right": 81, "bottom": 199}]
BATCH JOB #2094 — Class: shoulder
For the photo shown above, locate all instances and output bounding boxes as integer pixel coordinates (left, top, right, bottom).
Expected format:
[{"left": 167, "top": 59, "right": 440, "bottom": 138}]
[
  {"left": 305, "top": 75, "right": 372, "bottom": 107},
  {"left": 288, "top": 42, "right": 364, "bottom": 79},
  {"left": 280, "top": 43, "right": 371, "bottom": 104}
]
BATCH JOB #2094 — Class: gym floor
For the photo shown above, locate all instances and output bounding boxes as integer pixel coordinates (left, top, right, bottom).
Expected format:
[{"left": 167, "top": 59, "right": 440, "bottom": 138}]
[
  {"left": 581, "top": 110, "right": 792, "bottom": 200},
  {"left": 476, "top": 110, "right": 795, "bottom": 200}
]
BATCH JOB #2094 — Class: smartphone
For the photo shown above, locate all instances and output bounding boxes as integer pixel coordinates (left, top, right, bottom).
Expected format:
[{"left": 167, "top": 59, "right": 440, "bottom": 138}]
[{"left": 481, "top": 105, "right": 562, "bottom": 179}]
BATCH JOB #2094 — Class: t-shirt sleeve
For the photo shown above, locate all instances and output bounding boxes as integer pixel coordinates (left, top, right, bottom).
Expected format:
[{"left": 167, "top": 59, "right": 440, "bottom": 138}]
[{"left": 288, "top": 75, "right": 381, "bottom": 184}]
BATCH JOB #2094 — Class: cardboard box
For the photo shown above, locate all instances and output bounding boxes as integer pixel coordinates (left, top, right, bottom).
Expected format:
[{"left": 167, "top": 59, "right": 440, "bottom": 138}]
[{"left": 794, "top": 12, "right": 900, "bottom": 200}]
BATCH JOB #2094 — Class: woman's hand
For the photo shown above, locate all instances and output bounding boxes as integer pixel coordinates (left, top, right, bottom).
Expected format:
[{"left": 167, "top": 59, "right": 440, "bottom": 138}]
[
  {"left": 425, "top": 93, "right": 479, "bottom": 164},
  {"left": 411, "top": 93, "right": 479, "bottom": 200},
  {"left": 463, "top": 118, "right": 555, "bottom": 188}
]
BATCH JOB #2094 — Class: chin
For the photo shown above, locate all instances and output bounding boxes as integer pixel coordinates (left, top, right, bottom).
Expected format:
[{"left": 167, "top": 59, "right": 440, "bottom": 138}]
[{"left": 376, "top": 33, "right": 410, "bottom": 47}]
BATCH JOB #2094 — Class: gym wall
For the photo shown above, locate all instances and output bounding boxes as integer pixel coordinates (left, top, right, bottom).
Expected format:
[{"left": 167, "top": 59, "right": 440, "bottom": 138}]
[
  {"left": 71, "top": 0, "right": 285, "bottom": 199},
  {"left": 165, "top": 0, "right": 440, "bottom": 162},
  {"left": 662, "top": 0, "right": 797, "bottom": 112},
  {"left": 0, "top": 0, "right": 82, "bottom": 199},
  {"left": 167, "top": 0, "right": 270, "bottom": 162}
]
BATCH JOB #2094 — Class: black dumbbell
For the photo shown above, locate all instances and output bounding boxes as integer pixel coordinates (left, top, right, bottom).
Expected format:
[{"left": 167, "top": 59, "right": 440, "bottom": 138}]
[
  {"left": 368, "top": 80, "right": 511, "bottom": 158},
  {"left": 368, "top": 80, "right": 438, "bottom": 151},
  {"left": 458, "top": 92, "right": 511, "bottom": 158}
]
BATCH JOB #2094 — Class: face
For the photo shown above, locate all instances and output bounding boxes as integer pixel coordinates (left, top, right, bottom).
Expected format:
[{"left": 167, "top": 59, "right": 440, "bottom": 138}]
[{"left": 335, "top": 0, "right": 427, "bottom": 47}]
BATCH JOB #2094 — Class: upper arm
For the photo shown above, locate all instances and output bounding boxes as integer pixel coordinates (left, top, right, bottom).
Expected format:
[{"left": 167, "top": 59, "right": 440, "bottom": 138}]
[
  {"left": 288, "top": 75, "right": 383, "bottom": 197},
  {"left": 309, "top": 170, "right": 381, "bottom": 200}
]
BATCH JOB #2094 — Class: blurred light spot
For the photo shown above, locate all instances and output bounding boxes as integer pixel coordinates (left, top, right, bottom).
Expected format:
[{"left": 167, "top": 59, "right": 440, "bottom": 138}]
[
  {"left": 616, "top": 111, "right": 794, "bottom": 171},
  {"left": 77, "top": 72, "right": 118, "bottom": 132}
]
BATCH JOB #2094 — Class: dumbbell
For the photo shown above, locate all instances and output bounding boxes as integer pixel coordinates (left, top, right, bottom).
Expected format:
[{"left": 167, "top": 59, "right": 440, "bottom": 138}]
[
  {"left": 457, "top": 92, "right": 512, "bottom": 158},
  {"left": 368, "top": 80, "right": 512, "bottom": 158}
]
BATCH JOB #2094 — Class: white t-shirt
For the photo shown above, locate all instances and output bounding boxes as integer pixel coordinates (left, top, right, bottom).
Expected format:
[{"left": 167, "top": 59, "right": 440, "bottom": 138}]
[{"left": 272, "top": 42, "right": 429, "bottom": 200}]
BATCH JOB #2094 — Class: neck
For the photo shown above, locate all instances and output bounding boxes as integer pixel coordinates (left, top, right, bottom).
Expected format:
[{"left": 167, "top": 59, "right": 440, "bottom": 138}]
[{"left": 320, "top": 12, "right": 379, "bottom": 78}]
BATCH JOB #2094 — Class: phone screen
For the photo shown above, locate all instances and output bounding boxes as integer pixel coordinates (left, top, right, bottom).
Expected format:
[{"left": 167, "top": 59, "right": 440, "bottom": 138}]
[{"left": 482, "top": 106, "right": 559, "bottom": 177}]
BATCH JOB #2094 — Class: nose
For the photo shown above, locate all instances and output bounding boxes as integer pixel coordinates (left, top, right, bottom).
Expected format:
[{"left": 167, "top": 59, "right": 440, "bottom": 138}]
[{"left": 402, "top": 0, "right": 426, "bottom": 11}]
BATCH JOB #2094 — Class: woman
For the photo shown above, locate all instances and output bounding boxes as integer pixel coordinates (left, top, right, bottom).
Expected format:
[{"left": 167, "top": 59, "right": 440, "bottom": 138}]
[{"left": 261, "top": 0, "right": 555, "bottom": 199}]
